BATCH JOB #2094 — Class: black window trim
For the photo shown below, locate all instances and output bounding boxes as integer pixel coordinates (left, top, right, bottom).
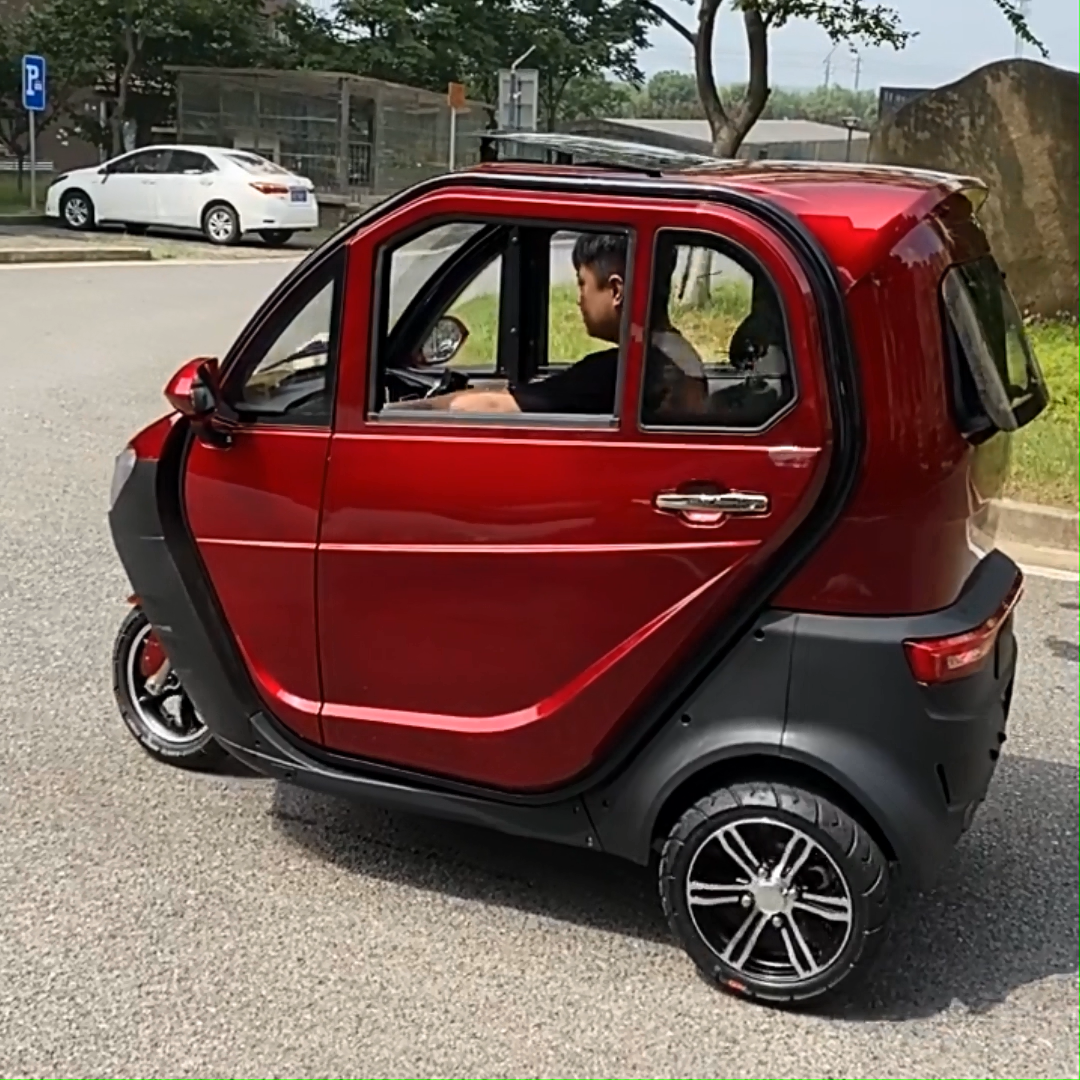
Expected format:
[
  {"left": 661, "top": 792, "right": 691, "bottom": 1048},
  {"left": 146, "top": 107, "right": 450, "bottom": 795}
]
[
  {"left": 637, "top": 226, "right": 801, "bottom": 437},
  {"left": 366, "top": 211, "right": 638, "bottom": 431},
  {"left": 220, "top": 246, "right": 346, "bottom": 431},
  {"left": 939, "top": 253, "right": 1049, "bottom": 443}
]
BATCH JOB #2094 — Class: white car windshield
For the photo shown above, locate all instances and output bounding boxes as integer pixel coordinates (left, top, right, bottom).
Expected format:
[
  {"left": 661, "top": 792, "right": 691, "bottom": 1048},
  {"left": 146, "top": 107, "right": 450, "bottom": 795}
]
[{"left": 225, "top": 151, "right": 290, "bottom": 176}]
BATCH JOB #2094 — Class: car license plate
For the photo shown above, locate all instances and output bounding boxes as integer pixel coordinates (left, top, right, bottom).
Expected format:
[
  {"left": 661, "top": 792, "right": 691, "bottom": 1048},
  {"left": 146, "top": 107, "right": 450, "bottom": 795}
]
[{"left": 290, "top": 188, "right": 307, "bottom": 203}]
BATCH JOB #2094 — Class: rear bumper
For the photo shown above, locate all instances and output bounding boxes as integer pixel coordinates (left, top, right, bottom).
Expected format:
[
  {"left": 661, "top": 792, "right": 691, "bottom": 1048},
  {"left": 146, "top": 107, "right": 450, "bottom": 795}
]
[
  {"left": 242, "top": 197, "right": 318, "bottom": 233},
  {"left": 779, "top": 548, "right": 1019, "bottom": 889}
]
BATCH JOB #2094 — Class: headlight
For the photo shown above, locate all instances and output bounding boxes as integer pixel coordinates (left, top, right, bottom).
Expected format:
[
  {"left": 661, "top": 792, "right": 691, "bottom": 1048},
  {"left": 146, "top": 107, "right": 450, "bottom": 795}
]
[{"left": 109, "top": 445, "right": 137, "bottom": 510}]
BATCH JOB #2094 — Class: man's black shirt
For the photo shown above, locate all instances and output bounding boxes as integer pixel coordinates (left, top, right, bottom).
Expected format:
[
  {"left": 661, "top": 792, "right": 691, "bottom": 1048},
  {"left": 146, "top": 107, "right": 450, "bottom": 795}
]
[{"left": 509, "top": 336, "right": 705, "bottom": 417}]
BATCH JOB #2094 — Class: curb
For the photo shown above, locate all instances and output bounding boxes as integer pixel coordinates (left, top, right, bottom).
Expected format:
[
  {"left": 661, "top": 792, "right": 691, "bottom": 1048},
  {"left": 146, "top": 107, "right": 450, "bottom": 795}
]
[
  {"left": 990, "top": 497, "right": 1078, "bottom": 553},
  {"left": 0, "top": 246, "right": 153, "bottom": 264}
]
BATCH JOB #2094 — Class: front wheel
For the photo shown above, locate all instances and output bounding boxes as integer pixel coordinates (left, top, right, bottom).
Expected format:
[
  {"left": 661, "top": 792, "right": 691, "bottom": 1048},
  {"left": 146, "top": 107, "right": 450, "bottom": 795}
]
[
  {"left": 112, "top": 606, "right": 229, "bottom": 770},
  {"left": 659, "top": 781, "right": 890, "bottom": 1006},
  {"left": 59, "top": 189, "right": 95, "bottom": 231}
]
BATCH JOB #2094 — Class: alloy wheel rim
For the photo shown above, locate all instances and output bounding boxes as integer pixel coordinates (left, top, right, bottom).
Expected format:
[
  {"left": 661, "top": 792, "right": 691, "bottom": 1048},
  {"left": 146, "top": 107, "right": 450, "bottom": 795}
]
[
  {"left": 125, "top": 622, "right": 207, "bottom": 749},
  {"left": 207, "top": 209, "right": 235, "bottom": 242},
  {"left": 64, "top": 197, "right": 88, "bottom": 227},
  {"left": 685, "top": 817, "right": 854, "bottom": 984}
]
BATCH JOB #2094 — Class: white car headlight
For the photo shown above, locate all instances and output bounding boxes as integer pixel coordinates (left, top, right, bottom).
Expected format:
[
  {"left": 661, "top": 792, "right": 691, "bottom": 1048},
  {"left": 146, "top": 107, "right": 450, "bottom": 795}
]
[{"left": 109, "top": 445, "right": 137, "bottom": 511}]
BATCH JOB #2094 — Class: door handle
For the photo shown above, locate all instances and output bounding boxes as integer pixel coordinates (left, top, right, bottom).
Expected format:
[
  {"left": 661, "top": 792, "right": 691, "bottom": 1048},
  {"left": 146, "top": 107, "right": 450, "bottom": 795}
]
[{"left": 654, "top": 490, "right": 770, "bottom": 524}]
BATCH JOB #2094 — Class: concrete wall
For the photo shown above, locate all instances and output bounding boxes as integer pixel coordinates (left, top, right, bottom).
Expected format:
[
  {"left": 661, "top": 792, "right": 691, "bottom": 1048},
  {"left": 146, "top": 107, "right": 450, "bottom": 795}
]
[{"left": 870, "top": 58, "right": 1078, "bottom": 319}]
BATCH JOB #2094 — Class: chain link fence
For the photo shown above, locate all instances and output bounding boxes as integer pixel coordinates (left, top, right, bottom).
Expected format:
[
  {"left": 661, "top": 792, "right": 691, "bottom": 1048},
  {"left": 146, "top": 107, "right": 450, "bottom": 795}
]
[{"left": 172, "top": 67, "right": 490, "bottom": 202}]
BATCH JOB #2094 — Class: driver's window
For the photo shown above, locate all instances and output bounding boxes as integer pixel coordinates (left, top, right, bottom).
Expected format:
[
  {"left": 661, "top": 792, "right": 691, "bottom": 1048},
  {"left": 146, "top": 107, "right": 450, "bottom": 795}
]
[{"left": 235, "top": 266, "right": 340, "bottom": 426}]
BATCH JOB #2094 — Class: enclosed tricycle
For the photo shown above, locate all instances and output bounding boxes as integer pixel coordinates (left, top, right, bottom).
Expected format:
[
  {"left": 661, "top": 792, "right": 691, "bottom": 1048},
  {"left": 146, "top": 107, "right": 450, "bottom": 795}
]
[{"left": 109, "top": 136, "right": 1045, "bottom": 1006}]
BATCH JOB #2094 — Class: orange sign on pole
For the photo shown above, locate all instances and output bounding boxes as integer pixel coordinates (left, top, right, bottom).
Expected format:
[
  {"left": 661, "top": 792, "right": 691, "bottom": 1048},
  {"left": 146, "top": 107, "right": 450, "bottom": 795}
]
[{"left": 447, "top": 82, "right": 467, "bottom": 112}]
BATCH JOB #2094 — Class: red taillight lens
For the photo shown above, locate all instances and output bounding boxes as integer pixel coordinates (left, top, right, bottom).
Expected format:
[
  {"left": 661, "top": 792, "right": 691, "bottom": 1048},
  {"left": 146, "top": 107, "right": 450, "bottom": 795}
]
[
  {"left": 904, "top": 573, "right": 1023, "bottom": 685},
  {"left": 250, "top": 181, "right": 289, "bottom": 195}
]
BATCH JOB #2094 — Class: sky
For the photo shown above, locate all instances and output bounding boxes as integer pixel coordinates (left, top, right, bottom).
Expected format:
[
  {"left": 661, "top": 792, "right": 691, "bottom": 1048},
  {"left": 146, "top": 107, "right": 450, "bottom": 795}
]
[{"left": 641, "top": 0, "right": 1080, "bottom": 90}]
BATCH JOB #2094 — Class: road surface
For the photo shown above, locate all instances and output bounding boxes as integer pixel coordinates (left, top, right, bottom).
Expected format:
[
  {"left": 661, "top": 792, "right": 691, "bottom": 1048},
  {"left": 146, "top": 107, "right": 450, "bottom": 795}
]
[{"left": 0, "top": 260, "right": 1076, "bottom": 1079}]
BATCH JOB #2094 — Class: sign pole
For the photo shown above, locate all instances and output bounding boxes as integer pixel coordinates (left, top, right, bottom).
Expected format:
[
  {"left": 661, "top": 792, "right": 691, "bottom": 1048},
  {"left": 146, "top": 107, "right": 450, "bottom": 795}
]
[
  {"left": 21, "top": 53, "right": 47, "bottom": 212},
  {"left": 28, "top": 110, "right": 37, "bottom": 212}
]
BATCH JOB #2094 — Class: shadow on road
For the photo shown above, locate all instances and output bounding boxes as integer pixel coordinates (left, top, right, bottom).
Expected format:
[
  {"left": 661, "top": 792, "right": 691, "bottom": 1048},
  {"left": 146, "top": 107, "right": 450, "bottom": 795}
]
[{"left": 272, "top": 753, "right": 1077, "bottom": 1021}]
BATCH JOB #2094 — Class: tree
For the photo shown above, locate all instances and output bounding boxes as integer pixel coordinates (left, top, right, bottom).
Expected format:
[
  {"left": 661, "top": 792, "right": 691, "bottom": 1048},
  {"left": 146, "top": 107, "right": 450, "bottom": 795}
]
[
  {"left": 40, "top": 0, "right": 279, "bottom": 156},
  {"left": 328, "top": 0, "right": 650, "bottom": 128},
  {"left": 635, "top": 0, "right": 1047, "bottom": 156},
  {"left": 0, "top": 3, "right": 92, "bottom": 186}
]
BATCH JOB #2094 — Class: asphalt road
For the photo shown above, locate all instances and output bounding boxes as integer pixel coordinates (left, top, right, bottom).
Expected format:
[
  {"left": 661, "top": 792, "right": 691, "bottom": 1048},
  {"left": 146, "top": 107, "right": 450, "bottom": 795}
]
[{"left": 0, "top": 260, "right": 1077, "bottom": 1080}]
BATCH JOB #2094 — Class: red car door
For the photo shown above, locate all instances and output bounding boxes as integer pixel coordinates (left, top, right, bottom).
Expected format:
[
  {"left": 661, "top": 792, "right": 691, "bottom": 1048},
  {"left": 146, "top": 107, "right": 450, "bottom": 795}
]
[
  {"left": 182, "top": 252, "right": 345, "bottom": 744},
  {"left": 315, "top": 185, "right": 833, "bottom": 790}
]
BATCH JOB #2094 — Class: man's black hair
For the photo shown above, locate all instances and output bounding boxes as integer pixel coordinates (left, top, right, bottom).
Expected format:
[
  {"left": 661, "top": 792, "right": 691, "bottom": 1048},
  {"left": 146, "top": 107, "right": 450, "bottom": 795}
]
[{"left": 571, "top": 231, "right": 627, "bottom": 286}]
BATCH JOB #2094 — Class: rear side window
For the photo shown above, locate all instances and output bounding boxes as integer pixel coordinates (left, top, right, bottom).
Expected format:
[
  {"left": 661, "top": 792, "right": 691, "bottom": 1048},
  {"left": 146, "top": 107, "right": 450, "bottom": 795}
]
[{"left": 941, "top": 255, "right": 1048, "bottom": 439}]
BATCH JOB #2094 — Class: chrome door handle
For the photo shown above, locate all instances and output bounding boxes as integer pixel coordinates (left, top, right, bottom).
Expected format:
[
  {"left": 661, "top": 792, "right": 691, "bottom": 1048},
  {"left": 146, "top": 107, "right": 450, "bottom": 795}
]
[{"left": 654, "top": 490, "right": 770, "bottom": 518}]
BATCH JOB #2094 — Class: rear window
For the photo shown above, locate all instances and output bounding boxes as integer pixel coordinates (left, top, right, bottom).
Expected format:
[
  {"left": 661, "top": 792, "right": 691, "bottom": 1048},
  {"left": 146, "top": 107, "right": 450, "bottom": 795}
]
[
  {"left": 941, "top": 255, "right": 1048, "bottom": 439},
  {"left": 225, "top": 151, "right": 289, "bottom": 175}
]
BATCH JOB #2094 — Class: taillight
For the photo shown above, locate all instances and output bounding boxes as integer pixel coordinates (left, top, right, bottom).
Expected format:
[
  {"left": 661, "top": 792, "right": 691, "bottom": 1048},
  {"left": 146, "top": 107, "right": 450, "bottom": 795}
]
[
  {"left": 250, "top": 181, "right": 289, "bottom": 195},
  {"left": 904, "top": 573, "right": 1023, "bottom": 685}
]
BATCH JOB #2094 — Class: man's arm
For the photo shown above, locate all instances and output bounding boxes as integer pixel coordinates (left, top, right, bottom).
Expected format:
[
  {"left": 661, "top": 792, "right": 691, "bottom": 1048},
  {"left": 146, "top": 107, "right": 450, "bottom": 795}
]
[{"left": 382, "top": 387, "right": 521, "bottom": 413}]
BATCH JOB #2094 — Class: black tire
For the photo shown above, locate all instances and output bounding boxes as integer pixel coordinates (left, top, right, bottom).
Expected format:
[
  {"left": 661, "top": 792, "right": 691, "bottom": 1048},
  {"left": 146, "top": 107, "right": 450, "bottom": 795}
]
[
  {"left": 201, "top": 201, "right": 241, "bottom": 246},
  {"left": 259, "top": 229, "right": 294, "bottom": 247},
  {"left": 659, "top": 781, "right": 890, "bottom": 1007},
  {"left": 59, "top": 189, "right": 95, "bottom": 231},
  {"left": 112, "top": 606, "right": 229, "bottom": 771}
]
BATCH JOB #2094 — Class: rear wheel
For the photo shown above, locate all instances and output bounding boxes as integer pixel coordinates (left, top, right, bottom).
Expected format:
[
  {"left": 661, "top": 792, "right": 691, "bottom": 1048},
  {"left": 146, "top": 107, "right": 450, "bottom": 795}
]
[
  {"left": 112, "top": 606, "right": 228, "bottom": 770},
  {"left": 201, "top": 202, "right": 240, "bottom": 246},
  {"left": 59, "top": 189, "right": 95, "bottom": 231},
  {"left": 659, "top": 781, "right": 890, "bottom": 1006},
  {"left": 259, "top": 229, "right": 294, "bottom": 247}
]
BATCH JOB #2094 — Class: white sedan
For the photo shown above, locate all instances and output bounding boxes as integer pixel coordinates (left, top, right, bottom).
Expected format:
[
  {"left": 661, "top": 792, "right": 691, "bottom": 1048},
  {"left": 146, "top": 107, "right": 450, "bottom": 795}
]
[{"left": 44, "top": 144, "right": 319, "bottom": 247}]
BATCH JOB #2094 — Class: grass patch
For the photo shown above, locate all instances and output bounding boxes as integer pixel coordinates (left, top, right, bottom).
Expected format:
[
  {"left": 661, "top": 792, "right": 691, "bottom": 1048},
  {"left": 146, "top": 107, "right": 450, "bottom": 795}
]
[
  {"left": 1007, "top": 319, "right": 1078, "bottom": 508},
  {"left": 0, "top": 171, "right": 52, "bottom": 213}
]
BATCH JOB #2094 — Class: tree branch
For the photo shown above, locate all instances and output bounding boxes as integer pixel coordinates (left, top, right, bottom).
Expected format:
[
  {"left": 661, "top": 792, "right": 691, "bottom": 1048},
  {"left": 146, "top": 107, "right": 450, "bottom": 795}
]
[
  {"left": 638, "top": 0, "right": 697, "bottom": 48},
  {"left": 695, "top": 0, "right": 729, "bottom": 144},
  {"left": 733, "top": 4, "right": 769, "bottom": 138}
]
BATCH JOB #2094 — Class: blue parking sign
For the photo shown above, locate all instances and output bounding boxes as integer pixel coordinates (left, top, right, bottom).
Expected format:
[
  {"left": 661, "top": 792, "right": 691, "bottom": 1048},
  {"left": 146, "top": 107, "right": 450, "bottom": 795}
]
[{"left": 22, "top": 54, "right": 47, "bottom": 112}]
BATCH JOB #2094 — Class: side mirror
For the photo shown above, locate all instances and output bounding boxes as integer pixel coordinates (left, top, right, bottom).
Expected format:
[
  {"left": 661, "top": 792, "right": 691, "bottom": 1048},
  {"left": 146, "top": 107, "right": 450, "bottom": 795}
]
[
  {"left": 164, "top": 357, "right": 222, "bottom": 419},
  {"left": 420, "top": 315, "right": 469, "bottom": 366}
]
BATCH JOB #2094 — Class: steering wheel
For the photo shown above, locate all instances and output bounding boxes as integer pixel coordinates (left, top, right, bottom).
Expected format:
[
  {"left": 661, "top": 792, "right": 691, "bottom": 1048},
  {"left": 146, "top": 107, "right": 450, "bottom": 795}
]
[{"left": 425, "top": 368, "right": 469, "bottom": 398}]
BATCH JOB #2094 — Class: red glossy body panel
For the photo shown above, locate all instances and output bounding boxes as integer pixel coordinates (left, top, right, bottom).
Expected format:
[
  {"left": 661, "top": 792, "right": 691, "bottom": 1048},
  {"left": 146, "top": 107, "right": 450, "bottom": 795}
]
[
  {"left": 315, "top": 188, "right": 834, "bottom": 789},
  {"left": 183, "top": 430, "right": 330, "bottom": 742},
  {"left": 776, "top": 209, "right": 997, "bottom": 615},
  {"left": 130, "top": 413, "right": 178, "bottom": 461}
]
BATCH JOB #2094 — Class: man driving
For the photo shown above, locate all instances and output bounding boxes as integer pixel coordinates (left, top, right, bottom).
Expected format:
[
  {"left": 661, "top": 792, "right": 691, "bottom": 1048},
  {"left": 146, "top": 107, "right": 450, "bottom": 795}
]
[{"left": 405, "top": 231, "right": 707, "bottom": 419}]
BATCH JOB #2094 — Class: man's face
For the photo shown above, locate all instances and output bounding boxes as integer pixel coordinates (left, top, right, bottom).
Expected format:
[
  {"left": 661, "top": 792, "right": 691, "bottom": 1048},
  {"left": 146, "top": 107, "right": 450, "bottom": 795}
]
[{"left": 576, "top": 262, "right": 623, "bottom": 343}]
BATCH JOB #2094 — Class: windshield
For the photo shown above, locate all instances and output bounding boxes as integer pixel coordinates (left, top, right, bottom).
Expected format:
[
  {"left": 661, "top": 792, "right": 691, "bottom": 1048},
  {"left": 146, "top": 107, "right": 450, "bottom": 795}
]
[
  {"left": 225, "top": 151, "right": 290, "bottom": 176},
  {"left": 941, "top": 254, "right": 1048, "bottom": 434}
]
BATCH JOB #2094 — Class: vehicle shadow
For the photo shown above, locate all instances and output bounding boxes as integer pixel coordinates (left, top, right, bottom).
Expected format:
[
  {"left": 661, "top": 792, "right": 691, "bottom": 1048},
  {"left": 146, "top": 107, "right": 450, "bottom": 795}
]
[{"left": 271, "top": 753, "right": 1077, "bottom": 1022}]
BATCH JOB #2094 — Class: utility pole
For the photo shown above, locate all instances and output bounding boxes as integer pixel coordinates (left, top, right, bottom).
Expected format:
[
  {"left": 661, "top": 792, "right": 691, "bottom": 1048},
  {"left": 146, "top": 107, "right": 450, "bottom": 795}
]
[
  {"left": 1014, "top": 0, "right": 1030, "bottom": 57},
  {"left": 823, "top": 44, "right": 837, "bottom": 88},
  {"left": 509, "top": 45, "right": 536, "bottom": 131},
  {"left": 851, "top": 49, "right": 862, "bottom": 92}
]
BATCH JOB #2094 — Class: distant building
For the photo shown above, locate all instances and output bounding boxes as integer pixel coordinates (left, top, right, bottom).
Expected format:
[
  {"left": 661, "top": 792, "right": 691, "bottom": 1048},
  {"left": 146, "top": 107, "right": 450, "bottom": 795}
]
[
  {"left": 561, "top": 117, "right": 871, "bottom": 162},
  {"left": 877, "top": 87, "right": 931, "bottom": 122}
]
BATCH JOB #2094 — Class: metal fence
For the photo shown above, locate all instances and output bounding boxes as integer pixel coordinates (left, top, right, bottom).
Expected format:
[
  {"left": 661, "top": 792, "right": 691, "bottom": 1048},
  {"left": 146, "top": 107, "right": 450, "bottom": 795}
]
[{"left": 172, "top": 67, "right": 490, "bottom": 201}]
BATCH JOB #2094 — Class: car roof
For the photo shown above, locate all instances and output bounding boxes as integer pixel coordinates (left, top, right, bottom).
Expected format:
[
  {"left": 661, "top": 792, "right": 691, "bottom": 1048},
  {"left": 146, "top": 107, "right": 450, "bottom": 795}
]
[{"left": 464, "top": 133, "right": 987, "bottom": 286}]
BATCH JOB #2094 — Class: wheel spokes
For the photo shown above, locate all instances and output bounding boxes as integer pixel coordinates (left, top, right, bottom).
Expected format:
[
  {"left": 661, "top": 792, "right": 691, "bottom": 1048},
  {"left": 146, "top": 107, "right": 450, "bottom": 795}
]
[
  {"left": 717, "top": 824, "right": 762, "bottom": 880},
  {"left": 687, "top": 881, "right": 746, "bottom": 907},
  {"left": 779, "top": 915, "right": 822, "bottom": 979},
  {"left": 722, "top": 909, "right": 768, "bottom": 970},
  {"left": 792, "top": 893, "right": 852, "bottom": 923}
]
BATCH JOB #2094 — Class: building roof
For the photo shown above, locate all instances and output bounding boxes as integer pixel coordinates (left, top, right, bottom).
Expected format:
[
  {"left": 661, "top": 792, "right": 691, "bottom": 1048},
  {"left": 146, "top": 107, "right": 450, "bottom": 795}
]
[{"left": 596, "top": 117, "right": 870, "bottom": 146}]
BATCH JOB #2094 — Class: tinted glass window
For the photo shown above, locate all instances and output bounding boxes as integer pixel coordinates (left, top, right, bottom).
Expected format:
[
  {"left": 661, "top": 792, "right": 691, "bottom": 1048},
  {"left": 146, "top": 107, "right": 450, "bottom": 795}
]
[
  {"left": 235, "top": 267, "right": 340, "bottom": 426},
  {"left": 167, "top": 150, "right": 214, "bottom": 174},
  {"left": 942, "top": 255, "right": 1048, "bottom": 434},
  {"left": 110, "top": 150, "right": 167, "bottom": 174},
  {"left": 640, "top": 231, "right": 795, "bottom": 429}
]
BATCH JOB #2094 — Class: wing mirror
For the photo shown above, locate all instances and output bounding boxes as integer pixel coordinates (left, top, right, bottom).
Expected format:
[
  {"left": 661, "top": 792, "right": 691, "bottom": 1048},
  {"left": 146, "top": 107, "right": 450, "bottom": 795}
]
[
  {"left": 420, "top": 315, "right": 469, "bottom": 366},
  {"left": 164, "top": 357, "right": 234, "bottom": 445}
]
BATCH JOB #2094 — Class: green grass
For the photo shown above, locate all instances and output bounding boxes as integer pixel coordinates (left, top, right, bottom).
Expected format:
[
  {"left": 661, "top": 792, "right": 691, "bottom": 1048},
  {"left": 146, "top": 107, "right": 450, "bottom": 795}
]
[
  {"left": 0, "top": 171, "right": 52, "bottom": 213},
  {"left": 1007, "top": 319, "right": 1078, "bottom": 508}
]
